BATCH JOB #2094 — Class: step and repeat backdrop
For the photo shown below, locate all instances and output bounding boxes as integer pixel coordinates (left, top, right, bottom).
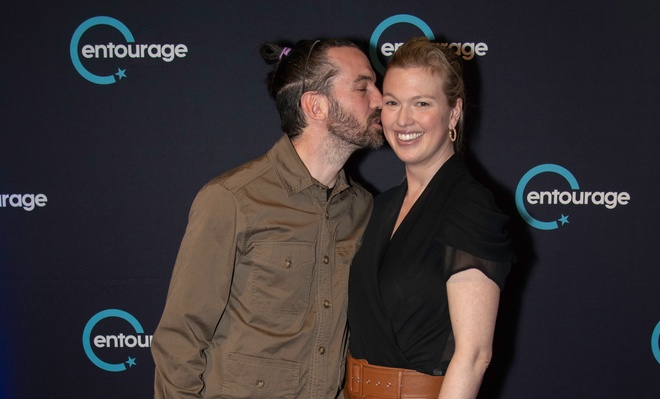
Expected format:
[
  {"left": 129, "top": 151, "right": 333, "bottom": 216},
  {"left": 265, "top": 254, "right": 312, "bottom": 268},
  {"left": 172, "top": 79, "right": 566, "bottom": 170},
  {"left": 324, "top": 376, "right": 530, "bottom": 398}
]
[{"left": 2, "top": 1, "right": 659, "bottom": 398}]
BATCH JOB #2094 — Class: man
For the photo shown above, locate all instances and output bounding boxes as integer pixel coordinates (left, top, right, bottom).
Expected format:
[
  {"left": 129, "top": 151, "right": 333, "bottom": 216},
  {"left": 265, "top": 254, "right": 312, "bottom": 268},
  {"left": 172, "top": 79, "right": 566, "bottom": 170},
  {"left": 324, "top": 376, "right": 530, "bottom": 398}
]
[{"left": 152, "top": 39, "right": 383, "bottom": 398}]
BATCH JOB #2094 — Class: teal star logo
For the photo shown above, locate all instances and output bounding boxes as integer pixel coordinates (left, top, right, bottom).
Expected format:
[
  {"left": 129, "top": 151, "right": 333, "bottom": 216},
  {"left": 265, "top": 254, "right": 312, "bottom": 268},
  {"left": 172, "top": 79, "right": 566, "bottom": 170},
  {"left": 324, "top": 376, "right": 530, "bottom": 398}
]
[
  {"left": 125, "top": 356, "right": 137, "bottom": 368},
  {"left": 115, "top": 68, "right": 127, "bottom": 80},
  {"left": 558, "top": 214, "right": 569, "bottom": 226}
]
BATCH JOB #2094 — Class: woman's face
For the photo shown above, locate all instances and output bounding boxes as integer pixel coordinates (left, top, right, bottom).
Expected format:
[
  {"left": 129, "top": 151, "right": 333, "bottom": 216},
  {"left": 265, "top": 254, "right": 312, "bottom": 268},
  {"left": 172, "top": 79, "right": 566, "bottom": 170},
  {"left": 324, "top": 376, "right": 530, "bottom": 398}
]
[{"left": 381, "top": 66, "right": 462, "bottom": 171}]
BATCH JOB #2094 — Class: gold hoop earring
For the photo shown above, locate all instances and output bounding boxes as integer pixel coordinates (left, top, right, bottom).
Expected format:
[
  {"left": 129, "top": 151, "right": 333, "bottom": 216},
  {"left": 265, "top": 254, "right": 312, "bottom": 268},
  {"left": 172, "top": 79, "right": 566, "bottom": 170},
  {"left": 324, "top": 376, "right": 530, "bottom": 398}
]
[{"left": 449, "top": 128, "right": 457, "bottom": 142}]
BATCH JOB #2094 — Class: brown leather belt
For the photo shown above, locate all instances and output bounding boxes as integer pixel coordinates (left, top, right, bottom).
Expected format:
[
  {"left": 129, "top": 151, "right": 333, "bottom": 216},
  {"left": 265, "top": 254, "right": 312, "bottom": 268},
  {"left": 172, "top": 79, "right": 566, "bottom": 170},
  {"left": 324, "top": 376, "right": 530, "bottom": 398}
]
[{"left": 344, "top": 354, "right": 444, "bottom": 399}]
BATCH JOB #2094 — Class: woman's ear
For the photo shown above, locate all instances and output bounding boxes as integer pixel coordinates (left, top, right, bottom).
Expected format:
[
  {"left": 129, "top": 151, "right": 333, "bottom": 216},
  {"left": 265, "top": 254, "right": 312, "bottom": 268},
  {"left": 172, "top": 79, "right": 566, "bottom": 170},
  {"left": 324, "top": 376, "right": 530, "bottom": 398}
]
[{"left": 450, "top": 98, "right": 463, "bottom": 128}]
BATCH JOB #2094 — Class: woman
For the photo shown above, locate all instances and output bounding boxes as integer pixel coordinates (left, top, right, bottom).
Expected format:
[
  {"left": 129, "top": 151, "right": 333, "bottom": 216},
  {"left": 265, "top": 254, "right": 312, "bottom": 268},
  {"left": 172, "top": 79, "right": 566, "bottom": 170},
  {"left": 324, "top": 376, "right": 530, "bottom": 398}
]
[{"left": 345, "top": 37, "right": 515, "bottom": 399}]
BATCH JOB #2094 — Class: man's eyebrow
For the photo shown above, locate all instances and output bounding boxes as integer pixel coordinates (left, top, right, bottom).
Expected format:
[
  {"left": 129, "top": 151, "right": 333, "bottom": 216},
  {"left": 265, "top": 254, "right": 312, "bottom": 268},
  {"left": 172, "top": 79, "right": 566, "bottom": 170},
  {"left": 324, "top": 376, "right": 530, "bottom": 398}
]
[{"left": 353, "top": 74, "right": 375, "bottom": 84}]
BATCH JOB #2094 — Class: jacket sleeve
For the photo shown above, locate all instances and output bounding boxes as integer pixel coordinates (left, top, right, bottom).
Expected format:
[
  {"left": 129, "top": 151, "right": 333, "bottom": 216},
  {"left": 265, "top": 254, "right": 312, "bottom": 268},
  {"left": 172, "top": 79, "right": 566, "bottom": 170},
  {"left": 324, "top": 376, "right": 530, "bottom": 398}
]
[{"left": 152, "top": 183, "right": 241, "bottom": 398}]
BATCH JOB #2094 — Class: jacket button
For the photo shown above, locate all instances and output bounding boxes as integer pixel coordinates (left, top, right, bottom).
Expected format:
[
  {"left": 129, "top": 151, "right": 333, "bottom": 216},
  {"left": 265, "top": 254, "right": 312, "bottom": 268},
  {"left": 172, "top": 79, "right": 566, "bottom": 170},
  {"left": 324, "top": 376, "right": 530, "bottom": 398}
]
[
  {"left": 255, "top": 379, "right": 265, "bottom": 388},
  {"left": 323, "top": 256, "right": 329, "bottom": 264},
  {"left": 284, "top": 258, "right": 292, "bottom": 268},
  {"left": 323, "top": 299, "right": 331, "bottom": 308},
  {"left": 318, "top": 346, "right": 326, "bottom": 354}
]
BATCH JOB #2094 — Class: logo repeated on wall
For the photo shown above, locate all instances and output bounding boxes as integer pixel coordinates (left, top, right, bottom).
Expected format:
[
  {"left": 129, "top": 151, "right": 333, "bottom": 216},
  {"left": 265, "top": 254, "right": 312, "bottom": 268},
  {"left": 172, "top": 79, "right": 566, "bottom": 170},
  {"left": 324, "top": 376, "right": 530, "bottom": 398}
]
[
  {"left": 515, "top": 164, "right": 631, "bottom": 230},
  {"left": 82, "top": 309, "right": 152, "bottom": 372},
  {"left": 0, "top": 193, "right": 48, "bottom": 211},
  {"left": 652, "top": 321, "right": 660, "bottom": 365},
  {"left": 70, "top": 16, "right": 189, "bottom": 85},
  {"left": 369, "top": 14, "right": 489, "bottom": 74}
]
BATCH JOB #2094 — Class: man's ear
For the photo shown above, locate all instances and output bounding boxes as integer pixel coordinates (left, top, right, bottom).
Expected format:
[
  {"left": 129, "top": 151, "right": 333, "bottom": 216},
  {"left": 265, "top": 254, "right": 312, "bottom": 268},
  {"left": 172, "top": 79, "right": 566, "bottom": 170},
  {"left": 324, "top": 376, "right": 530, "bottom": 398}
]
[{"left": 300, "top": 91, "right": 328, "bottom": 122}]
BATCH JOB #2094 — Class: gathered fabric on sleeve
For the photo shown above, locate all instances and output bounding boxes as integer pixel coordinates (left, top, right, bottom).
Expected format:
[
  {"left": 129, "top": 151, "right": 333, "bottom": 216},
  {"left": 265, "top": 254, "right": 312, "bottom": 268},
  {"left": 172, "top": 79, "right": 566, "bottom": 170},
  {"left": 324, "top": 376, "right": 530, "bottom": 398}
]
[{"left": 440, "top": 175, "right": 514, "bottom": 288}]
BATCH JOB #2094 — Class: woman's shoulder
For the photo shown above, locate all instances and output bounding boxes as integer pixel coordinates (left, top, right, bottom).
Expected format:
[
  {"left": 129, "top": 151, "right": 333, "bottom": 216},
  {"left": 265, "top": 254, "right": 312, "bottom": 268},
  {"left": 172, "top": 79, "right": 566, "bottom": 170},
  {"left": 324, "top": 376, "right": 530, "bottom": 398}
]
[
  {"left": 451, "top": 176, "right": 500, "bottom": 211},
  {"left": 442, "top": 172, "right": 514, "bottom": 261},
  {"left": 439, "top": 157, "right": 498, "bottom": 210}
]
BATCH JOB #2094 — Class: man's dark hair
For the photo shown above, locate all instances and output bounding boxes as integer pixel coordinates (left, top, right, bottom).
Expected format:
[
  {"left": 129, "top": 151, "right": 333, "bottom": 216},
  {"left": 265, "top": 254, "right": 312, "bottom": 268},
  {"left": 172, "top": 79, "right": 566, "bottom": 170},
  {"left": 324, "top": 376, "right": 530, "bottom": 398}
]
[{"left": 260, "top": 39, "right": 359, "bottom": 138}]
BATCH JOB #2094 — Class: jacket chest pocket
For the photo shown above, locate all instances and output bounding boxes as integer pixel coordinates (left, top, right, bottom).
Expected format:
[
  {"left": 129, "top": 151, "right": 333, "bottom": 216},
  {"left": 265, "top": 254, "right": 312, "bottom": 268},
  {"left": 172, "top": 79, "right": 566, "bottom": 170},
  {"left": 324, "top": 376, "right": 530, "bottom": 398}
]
[{"left": 249, "top": 242, "right": 316, "bottom": 315}]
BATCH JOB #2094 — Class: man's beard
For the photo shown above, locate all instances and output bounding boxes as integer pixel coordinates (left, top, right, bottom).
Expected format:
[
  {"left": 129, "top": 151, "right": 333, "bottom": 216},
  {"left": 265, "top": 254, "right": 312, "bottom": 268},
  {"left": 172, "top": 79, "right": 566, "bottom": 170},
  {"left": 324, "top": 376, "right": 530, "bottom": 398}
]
[{"left": 326, "top": 97, "right": 384, "bottom": 150}]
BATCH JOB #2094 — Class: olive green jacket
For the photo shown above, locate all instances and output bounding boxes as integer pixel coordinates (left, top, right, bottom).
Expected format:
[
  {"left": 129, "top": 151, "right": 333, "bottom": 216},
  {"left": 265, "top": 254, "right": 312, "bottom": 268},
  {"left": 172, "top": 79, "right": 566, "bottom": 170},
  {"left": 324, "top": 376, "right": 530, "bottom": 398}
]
[{"left": 152, "top": 135, "right": 372, "bottom": 398}]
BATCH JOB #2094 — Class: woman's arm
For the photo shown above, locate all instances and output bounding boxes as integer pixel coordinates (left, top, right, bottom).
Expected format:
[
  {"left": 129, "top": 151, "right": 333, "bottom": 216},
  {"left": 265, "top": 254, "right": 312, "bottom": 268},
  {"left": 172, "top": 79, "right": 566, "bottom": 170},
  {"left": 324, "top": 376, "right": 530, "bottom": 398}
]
[{"left": 438, "top": 268, "right": 501, "bottom": 399}]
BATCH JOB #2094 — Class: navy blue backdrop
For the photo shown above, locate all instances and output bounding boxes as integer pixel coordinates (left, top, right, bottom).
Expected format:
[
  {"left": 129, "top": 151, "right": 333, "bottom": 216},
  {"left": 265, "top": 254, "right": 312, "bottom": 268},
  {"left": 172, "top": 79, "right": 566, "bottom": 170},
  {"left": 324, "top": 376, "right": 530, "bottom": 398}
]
[{"left": 2, "top": 1, "right": 659, "bottom": 398}]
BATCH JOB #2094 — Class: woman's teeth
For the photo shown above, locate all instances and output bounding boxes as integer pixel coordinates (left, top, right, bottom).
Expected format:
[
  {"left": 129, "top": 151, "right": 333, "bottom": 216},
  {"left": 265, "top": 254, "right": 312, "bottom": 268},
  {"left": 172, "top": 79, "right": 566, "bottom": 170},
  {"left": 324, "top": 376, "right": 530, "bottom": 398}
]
[{"left": 397, "top": 132, "right": 424, "bottom": 141}]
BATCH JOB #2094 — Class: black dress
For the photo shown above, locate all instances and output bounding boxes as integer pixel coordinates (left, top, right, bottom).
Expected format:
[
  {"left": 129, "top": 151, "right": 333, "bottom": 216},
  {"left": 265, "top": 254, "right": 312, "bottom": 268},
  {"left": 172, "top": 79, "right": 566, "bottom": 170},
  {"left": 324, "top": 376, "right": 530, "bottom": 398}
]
[{"left": 347, "top": 155, "right": 515, "bottom": 376}]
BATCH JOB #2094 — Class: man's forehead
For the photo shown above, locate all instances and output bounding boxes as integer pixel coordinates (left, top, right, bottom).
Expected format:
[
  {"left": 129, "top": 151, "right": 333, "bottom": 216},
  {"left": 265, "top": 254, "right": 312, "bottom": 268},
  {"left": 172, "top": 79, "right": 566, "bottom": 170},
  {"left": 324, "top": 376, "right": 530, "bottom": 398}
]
[{"left": 328, "top": 47, "right": 376, "bottom": 83}]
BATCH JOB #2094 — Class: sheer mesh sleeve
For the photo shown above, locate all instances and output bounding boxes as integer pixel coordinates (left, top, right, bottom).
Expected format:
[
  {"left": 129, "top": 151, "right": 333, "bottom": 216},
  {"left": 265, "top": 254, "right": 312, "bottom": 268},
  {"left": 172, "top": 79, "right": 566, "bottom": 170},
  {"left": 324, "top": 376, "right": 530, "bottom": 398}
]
[{"left": 443, "top": 245, "right": 511, "bottom": 289}]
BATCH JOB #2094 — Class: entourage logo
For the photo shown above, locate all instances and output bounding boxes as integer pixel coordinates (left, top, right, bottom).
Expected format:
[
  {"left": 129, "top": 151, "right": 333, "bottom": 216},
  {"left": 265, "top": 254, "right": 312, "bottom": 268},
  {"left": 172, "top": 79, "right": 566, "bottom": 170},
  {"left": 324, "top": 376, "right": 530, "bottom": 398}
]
[
  {"left": 652, "top": 321, "right": 660, "bottom": 365},
  {"left": 515, "top": 164, "right": 630, "bottom": 231},
  {"left": 82, "top": 309, "right": 152, "bottom": 372},
  {"left": 370, "top": 14, "right": 489, "bottom": 74},
  {"left": 70, "top": 16, "right": 188, "bottom": 85},
  {"left": 0, "top": 193, "right": 48, "bottom": 211}
]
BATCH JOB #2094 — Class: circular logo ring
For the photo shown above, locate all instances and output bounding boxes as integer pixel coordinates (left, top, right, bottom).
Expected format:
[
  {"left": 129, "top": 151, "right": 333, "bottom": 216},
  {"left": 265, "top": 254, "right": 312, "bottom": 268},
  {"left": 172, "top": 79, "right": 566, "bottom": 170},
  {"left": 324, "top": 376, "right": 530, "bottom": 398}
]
[
  {"left": 82, "top": 309, "right": 144, "bottom": 372},
  {"left": 70, "top": 16, "right": 134, "bottom": 85},
  {"left": 652, "top": 321, "right": 660, "bottom": 364},
  {"left": 369, "top": 14, "right": 435, "bottom": 75},
  {"left": 515, "top": 164, "right": 579, "bottom": 230}
]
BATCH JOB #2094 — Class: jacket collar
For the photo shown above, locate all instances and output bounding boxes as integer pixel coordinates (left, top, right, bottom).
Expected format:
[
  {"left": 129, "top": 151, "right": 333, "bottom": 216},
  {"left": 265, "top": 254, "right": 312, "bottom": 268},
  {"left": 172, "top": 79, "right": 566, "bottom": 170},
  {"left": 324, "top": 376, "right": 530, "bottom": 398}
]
[{"left": 268, "top": 134, "right": 353, "bottom": 197}]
